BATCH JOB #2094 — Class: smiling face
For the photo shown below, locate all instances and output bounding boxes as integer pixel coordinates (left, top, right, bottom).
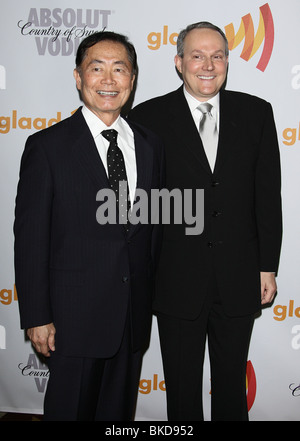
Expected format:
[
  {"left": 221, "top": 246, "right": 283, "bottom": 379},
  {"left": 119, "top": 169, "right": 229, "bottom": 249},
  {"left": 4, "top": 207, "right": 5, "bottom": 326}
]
[
  {"left": 175, "top": 28, "right": 228, "bottom": 102},
  {"left": 74, "top": 40, "right": 135, "bottom": 126}
]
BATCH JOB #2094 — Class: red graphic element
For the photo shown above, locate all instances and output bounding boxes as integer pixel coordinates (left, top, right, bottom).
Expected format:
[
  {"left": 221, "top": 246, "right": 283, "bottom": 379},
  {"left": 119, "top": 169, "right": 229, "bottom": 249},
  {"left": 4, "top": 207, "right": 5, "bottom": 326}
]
[
  {"left": 257, "top": 3, "right": 274, "bottom": 72},
  {"left": 246, "top": 360, "right": 257, "bottom": 411},
  {"left": 225, "top": 3, "right": 274, "bottom": 72},
  {"left": 239, "top": 13, "right": 255, "bottom": 62}
]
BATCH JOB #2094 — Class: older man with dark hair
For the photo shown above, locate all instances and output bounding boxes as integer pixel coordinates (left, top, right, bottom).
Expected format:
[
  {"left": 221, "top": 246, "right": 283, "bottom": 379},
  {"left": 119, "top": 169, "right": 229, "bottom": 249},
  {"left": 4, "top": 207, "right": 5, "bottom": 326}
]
[{"left": 14, "top": 31, "right": 164, "bottom": 421}]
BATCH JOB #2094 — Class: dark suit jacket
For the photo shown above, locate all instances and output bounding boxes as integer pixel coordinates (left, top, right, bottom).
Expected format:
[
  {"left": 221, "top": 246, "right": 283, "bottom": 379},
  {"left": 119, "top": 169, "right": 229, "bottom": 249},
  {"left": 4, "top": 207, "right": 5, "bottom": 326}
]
[
  {"left": 129, "top": 86, "right": 282, "bottom": 319},
  {"left": 14, "top": 108, "right": 165, "bottom": 358}
]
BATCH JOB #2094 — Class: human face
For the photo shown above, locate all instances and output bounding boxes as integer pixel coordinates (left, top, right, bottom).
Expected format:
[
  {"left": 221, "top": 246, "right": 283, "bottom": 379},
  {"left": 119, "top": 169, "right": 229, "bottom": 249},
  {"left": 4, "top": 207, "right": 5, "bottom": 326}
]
[
  {"left": 175, "top": 28, "right": 228, "bottom": 102},
  {"left": 74, "top": 40, "right": 135, "bottom": 126}
]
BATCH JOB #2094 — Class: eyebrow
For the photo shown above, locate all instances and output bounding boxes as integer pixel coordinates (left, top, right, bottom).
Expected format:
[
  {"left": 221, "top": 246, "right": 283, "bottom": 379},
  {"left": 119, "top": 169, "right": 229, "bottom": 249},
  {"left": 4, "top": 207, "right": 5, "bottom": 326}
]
[
  {"left": 191, "top": 49, "right": 225, "bottom": 55},
  {"left": 89, "top": 59, "right": 129, "bottom": 68}
]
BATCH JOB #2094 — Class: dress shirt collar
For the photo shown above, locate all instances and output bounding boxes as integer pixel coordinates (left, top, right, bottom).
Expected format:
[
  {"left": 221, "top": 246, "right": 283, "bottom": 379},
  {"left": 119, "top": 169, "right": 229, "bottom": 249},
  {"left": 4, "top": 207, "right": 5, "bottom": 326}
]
[
  {"left": 183, "top": 86, "right": 220, "bottom": 119},
  {"left": 81, "top": 105, "right": 133, "bottom": 145}
]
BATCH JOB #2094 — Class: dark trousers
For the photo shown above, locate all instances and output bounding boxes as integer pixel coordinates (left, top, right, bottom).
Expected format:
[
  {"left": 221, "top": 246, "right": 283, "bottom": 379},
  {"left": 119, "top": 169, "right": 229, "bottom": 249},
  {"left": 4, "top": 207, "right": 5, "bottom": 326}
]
[
  {"left": 43, "top": 315, "right": 142, "bottom": 421},
  {"left": 157, "top": 284, "right": 254, "bottom": 421}
]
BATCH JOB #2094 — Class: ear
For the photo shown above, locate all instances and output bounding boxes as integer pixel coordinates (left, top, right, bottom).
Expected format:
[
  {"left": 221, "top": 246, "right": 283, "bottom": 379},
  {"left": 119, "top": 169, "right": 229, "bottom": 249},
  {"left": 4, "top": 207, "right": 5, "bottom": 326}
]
[
  {"left": 130, "top": 74, "right": 136, "bottom": 91},
  {"left": 174, "top": 54, "right": 183, "bottom": 73},
  {"left": 73, "top": 68, "right": 82, "bottom": 91}
]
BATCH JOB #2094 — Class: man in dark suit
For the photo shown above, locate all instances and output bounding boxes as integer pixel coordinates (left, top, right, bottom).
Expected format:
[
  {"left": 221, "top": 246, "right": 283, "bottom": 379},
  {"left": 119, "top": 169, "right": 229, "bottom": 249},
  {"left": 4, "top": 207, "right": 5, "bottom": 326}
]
[
  {"left": 14, "top": 31, "right": 164, "bottom": 421},
  {"left": 129, "top": 22, "right": 282, "bottom": 421}
]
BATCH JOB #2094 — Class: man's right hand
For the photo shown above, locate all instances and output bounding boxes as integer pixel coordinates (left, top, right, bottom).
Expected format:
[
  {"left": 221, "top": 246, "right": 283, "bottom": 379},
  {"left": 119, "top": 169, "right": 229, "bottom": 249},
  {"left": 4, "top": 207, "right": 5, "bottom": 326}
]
[{"left": 27, "top": 323, "right": 56, "bottom": 357}]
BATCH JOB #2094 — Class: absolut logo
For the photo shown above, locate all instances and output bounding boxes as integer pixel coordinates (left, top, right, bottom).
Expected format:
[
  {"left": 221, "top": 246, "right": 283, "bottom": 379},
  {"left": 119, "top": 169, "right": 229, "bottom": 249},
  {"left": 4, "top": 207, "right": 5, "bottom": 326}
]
[{"left": 17, "top": 8, "right": 111, "bottom": 56}]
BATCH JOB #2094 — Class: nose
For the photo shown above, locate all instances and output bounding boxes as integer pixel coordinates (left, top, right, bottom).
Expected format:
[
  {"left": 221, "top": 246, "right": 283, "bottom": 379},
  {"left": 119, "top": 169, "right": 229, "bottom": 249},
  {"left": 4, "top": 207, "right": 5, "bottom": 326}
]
[
  {"left": 101, "top": 70, "right": 116, "bottom": 84},
  {"left": 203, "top": 57, "right": 214, "bottom": 71}
]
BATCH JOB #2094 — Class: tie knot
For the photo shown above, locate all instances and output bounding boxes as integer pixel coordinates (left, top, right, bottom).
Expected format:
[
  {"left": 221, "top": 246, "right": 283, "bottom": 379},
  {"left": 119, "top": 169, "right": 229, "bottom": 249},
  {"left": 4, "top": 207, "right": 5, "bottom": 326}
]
[
  {"left": 102, "top": 129, "right": 118, "bottom": 143},
  {"left": 198, "top": 102, "right": 213, "bottom": 116}
]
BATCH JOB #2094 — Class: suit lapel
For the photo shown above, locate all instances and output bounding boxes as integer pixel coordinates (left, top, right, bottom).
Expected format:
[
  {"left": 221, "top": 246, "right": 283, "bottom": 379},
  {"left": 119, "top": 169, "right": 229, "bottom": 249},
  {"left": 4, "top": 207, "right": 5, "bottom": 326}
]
[
  {"left": 71, "top": 110, "right": 153, "bottom": 193},
  {"left": 70, "top": 108, "right": 109, "bottom": 191},
  {"left": 213, "top": 90, "right": 239, "bottom": 175},
  {"left": 168, "top": 87, "right": 240, "bottom": 176},
  {"left": 127, "top": 120, "right": 154, "bottom": 236},
  {"left": 131, "top": 124, "right": 153, "bottom": 196},
  {"left": 169, "top": 87, "right": 212, "bottom": 175}
]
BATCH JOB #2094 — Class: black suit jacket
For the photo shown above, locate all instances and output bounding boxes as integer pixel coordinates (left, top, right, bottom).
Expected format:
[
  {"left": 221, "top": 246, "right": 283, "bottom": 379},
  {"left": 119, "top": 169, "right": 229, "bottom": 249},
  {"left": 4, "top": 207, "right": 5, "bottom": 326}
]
[
  {"left": 129, "top": 86, "right": 282, "bottom": 319},
  {"left": 14, "top": 108, "right": 165, "bottom": 358}
]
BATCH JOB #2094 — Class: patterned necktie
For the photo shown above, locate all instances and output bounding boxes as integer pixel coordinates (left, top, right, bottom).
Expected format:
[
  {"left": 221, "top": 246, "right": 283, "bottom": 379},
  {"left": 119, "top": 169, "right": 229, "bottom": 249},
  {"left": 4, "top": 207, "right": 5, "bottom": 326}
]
[
  {"left": 198, "top": 102, "right": 218, "bottom": 171},
  {"left": 101, "top": 129, "right": 130, "bottom": 231}
]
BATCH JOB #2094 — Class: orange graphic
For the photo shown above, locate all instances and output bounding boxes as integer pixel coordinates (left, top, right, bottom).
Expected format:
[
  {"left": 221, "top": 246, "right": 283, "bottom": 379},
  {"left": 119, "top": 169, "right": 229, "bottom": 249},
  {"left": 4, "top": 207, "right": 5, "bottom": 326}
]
[
  {"left": 246, "top": 360, "right": 256, "bottom": 411},
  {"left": 225, "top": 3, "right": 274, "bottom": 71}
]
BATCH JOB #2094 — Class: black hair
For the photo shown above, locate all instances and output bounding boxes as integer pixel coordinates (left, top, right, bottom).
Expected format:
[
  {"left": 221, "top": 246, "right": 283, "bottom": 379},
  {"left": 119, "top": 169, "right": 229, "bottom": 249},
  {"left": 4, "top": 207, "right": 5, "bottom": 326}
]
[{"left": 75, "top": 31, "right": 137, "bottom": 76}]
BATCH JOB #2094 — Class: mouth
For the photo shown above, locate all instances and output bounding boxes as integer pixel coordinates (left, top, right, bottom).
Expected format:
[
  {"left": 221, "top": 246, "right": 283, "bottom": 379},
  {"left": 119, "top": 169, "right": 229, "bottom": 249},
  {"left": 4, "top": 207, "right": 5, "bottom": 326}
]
[
  {"left": 97, "top": 91, "right": 118, "bottom": 96},
  {"left": 197, "top": 75, "right": 216, "bottom": 80}
]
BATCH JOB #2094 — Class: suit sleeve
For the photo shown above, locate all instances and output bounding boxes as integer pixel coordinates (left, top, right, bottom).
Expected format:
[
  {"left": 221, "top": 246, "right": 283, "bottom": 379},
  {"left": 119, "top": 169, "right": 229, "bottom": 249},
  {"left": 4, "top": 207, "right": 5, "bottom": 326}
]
[
  {"left": 14, "top": 135, "right": 53, "bottom": 329},
  {"left": 255, "top": 102, "right": 282, "bottom": 273}
]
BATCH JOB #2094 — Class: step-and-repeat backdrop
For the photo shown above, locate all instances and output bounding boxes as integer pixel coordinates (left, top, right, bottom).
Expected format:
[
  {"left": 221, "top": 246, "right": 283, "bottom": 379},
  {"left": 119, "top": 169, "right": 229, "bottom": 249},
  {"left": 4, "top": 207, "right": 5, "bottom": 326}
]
[{"left": 1, "top": 0, "right": 299, "bottom": 421}]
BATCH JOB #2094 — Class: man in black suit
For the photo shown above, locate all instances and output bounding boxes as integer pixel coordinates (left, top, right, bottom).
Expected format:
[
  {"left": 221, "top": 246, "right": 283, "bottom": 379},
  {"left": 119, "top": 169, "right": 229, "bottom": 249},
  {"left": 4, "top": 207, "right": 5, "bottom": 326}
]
[
  {"left": 129, "top": 22, "right": 282, "bottom": 421},
  {"left": 14, "top": 31, "right": 164, "bottom": 421}
]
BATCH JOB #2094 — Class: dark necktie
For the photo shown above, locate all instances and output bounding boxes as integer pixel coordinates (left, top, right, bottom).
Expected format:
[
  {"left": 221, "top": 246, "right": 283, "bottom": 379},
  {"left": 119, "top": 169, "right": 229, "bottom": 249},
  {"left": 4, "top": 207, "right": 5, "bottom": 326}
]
[
  {"left": 101, "top": 129, "right": 130, "bottom": 231},
  {"left": 198, "top": 102, "right": 218, "bottom": 171}
]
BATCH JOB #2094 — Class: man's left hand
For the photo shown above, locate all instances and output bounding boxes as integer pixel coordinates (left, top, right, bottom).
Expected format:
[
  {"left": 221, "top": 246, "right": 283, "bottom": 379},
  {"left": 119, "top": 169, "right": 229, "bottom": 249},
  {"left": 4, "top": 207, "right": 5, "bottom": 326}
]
[{"left": 260, "top": 272, "right": 277, "bottom": 305}]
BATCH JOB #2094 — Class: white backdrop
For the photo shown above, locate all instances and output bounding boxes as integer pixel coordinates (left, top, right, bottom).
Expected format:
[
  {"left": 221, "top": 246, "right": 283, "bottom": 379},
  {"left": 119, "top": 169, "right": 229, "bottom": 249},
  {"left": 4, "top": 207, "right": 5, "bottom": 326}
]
[{"left": 1, "top": 0, "right": 299, "bottom": 421}]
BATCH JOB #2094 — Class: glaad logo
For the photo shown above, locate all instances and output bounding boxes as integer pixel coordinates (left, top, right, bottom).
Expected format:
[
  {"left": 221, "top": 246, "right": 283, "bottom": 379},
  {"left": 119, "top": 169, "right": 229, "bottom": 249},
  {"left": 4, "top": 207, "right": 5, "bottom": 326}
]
[
  {"left": 273, "top": 300, "right": 300, "bottom": 321},
  {"left": 0, "top": 109, "right": 76, "bottom": 134},
  {"left": 96, "top": 182, "right": 204, "bottom": 236},
  {"left": 224, "top": 3, "right": 274, "bottom": 72},
  {"left": 282, "top": 122, "right": 300, "bottom": 147},
  {"left": 139, "top": 374, "right": 165, "bottom": 394},
  {"left": 0, "top": 285, "right": 18, "bottom": 305}
]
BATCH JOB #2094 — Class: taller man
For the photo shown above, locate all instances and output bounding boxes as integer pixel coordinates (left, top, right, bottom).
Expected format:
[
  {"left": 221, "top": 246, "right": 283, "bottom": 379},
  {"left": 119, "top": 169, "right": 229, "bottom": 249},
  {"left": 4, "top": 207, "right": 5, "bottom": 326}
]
[
  {"left": 129, "top": 22, "right": 282, "bottom": 421},
  {"left": 14, "top": 31, "right": 164, "bottom": 421}
]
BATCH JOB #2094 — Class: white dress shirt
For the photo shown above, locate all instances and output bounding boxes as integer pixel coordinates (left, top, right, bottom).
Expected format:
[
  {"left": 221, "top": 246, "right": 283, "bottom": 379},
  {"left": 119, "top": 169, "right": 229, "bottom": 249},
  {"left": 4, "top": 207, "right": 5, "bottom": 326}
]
[
  {"left": 183, "top": 87, "right": 220, "bottom": 133},
  {"left": 81, "top": 105, "right": 137, "bottom": 205},
  {"left": 183, "top": 87, "right": 220, "bottom": 171}
]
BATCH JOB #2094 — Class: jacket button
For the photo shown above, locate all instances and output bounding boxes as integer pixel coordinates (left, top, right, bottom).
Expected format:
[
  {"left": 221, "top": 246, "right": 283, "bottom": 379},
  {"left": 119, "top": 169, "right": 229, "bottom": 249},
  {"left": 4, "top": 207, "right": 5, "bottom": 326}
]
[
  {"left": 122, "top": 276, "right": 129, "bottom": 283},
  {"left": 207, "top": 242, "right": 213, "bottom": 248},
  {"left": 212, "top": 211, "right": 221, "bottom": 217},
  {"left": 211, "top": 181, "right": 219, "bottom": 187}
]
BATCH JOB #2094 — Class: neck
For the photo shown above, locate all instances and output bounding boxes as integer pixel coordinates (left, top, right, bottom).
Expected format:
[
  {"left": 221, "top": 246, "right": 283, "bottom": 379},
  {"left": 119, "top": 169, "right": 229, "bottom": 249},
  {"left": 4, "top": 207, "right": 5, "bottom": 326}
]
[{"left": 87, "top": 106, "right": 120, "bottom": 127}]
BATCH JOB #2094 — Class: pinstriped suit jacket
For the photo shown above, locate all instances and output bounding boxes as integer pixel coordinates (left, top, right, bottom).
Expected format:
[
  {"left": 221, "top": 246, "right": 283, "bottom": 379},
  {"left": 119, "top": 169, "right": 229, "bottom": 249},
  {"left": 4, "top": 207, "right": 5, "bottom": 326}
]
[{"left": 14, "top": 108, "right": 165, "bottom": 358}]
